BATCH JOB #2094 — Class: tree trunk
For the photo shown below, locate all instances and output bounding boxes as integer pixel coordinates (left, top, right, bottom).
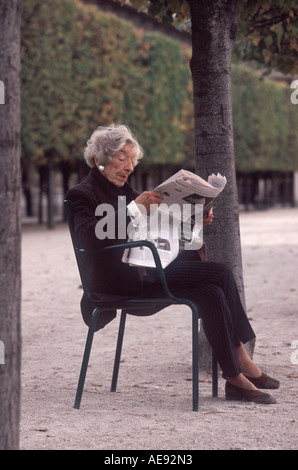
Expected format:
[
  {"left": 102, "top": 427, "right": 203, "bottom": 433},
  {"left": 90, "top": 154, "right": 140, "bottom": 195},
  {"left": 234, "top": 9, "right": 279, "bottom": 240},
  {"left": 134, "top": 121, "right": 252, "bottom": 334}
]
[
  {"left": 60, "top": 160, "right": 72, "bottom": 221},
  {"left": 46, "top": 153, "right": 55, "bottom": 230},
  {"left": 188, "top": 0, "right": 254, "bottom": 363},
  {"left": 0, "top": 0, "right": 21, "bottom": 450},
  {"left": 38, "top": 165, "right": 47, "bottom": 224}
]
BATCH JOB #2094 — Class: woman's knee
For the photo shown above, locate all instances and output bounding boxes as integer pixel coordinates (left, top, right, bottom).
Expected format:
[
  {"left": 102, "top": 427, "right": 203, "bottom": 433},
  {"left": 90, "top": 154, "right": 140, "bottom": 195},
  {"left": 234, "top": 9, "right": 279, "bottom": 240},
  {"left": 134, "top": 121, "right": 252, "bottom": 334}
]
[
  {"left": 205, "top": 261, "right": 234, "bottom": 287},
  {"left": 196, "top": 284, "right": 227, "bottom": 312}
]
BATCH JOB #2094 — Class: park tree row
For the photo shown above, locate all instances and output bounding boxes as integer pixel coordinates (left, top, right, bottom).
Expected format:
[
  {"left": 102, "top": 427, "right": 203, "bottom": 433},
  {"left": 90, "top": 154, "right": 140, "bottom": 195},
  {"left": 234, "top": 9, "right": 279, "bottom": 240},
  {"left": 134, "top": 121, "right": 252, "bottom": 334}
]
[{"left": 21, "top": 0, "right": 298, "bottom": 197}]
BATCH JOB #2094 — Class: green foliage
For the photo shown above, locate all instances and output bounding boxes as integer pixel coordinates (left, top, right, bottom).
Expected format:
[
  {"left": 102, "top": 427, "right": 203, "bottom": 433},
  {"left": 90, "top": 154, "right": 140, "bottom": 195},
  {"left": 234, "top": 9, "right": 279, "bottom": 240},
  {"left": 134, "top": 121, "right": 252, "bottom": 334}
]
[
  {"left": 21, "top": 0, "right": 298, "bottom": 174},
  {"left": 133, "top": 32, "right": 190, "bottom": 166},
  {"left": 130, "top": 0, "right": 190, "bottom": 25},
  {"left": 68, "top": 2, "right": 141, "bottom": 157},
  {"left": 21, "top": 0, "right": 190, "bottom": 168},
  {"left": 127, "top": 0, "right": 298, "bottom": 171},
  {"left": 232, "top": 65, "right": 298, "bottom": 171},
  {"left": 129, "top": 0, "right": 298, "bottom": 73},
  {"left": 21, "top": 0, "right": 77, "bottom": 163},
  {"left": 235, "top": 1, "right": 298, "bottom": 74}
]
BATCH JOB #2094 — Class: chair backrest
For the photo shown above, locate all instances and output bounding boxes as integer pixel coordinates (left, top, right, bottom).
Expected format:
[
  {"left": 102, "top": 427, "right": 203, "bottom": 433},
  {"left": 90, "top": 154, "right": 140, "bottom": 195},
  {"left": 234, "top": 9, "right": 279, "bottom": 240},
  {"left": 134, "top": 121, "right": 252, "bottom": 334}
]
[
  {"left": 64, "top": 199, "right": 93, "bottom": 298},
  {"left": 64, "top": 199, "right": 175, "bottom": 303}
]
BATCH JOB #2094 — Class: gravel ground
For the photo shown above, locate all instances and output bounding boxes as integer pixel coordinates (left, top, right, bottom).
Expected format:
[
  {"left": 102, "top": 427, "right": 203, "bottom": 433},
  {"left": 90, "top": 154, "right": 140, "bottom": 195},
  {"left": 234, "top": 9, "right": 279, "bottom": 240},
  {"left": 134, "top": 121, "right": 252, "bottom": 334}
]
[{"left": 20, "top": 207, "right": 298, "bottom": 450}]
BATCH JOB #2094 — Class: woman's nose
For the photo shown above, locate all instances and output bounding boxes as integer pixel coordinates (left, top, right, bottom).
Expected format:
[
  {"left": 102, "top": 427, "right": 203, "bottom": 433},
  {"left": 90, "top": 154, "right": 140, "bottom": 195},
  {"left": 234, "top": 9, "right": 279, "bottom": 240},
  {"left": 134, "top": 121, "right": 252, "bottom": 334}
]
[{"left": 125, "top": 159, "right": 134, "bottom": 172}]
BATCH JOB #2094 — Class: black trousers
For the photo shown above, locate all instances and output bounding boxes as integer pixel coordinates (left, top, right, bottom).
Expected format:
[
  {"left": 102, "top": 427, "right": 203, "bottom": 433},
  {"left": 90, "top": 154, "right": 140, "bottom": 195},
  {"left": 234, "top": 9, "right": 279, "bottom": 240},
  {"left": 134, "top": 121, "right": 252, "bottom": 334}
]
[{"left": 162, "top": 255, "right": 256, "bottom": 377}]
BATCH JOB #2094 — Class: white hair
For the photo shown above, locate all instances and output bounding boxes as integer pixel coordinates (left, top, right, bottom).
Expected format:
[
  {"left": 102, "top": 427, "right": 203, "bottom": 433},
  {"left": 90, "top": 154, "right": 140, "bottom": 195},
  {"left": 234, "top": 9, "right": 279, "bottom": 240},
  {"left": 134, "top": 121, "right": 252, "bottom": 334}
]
[{"left": 84, "top": 124, "right": 144, "bottom": 168}]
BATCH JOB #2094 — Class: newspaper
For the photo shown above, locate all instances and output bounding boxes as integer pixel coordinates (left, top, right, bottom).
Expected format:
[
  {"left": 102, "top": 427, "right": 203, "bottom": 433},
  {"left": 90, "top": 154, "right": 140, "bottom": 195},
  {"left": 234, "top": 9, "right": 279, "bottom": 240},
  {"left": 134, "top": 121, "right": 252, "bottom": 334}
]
[
  {"left": 122, "top": 169, "right": 227, "bottom": 268},
  {"left": 154, "top": 169, "right": 227, "bottom": 218}
]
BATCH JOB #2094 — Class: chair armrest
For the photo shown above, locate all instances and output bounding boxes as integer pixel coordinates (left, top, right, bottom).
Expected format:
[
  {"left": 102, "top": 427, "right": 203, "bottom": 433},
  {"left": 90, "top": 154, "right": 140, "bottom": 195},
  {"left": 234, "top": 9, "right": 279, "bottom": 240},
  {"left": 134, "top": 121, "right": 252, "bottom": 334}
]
[{"left": 77, "top": 240, "right": 173, "bottom": 298}]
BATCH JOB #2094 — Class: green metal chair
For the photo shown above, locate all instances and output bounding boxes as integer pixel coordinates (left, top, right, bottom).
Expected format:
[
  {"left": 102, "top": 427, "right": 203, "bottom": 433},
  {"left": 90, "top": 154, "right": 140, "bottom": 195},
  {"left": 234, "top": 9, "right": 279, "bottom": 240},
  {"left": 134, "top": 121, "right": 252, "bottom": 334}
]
[{"left": 64, "top": 199, "right": 218, "bottom": 412}]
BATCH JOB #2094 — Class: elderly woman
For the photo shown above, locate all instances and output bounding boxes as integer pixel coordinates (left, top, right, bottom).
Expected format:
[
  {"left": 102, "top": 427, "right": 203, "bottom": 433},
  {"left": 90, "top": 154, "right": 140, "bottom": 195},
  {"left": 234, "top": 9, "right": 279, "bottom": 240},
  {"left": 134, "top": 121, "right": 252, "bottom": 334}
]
[{"left": 66, "top": 124, "right": 279, "bottom": 405}]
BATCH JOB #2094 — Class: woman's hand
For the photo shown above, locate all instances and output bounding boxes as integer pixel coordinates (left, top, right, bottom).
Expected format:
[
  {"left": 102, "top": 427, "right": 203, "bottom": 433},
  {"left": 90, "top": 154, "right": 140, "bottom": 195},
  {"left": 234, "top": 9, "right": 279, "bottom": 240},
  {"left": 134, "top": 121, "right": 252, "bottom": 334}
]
[
  {"left": 134, "top": 191, "right": 163, "bottom": 213},
  {"left": 203, "top": 208, "right": 213, "bottom": 226}
]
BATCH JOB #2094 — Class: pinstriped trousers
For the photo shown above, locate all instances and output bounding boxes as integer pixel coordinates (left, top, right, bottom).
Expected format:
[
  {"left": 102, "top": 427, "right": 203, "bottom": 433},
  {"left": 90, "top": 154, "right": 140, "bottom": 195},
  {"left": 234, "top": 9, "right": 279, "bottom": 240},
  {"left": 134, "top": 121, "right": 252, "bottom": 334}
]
[{"left": 163, "top": 255, "right": 256, "bottom": 377}]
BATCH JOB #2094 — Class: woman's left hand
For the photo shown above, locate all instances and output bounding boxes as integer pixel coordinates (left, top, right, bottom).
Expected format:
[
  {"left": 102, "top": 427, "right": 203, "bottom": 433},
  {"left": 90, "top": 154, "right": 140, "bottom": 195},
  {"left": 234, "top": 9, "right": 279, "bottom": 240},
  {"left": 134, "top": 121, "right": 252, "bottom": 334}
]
[{"left": 203, "top": 208, "right": 213, "bottom": 226}]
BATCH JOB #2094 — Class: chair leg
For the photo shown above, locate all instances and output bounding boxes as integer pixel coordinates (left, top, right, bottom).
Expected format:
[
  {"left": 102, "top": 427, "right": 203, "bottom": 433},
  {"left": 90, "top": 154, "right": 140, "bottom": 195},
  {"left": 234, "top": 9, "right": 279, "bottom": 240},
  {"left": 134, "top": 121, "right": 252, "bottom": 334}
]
[
  {"left": 73, "top": 308, "right": 98, "bottom": 409},
  {"left": 111, "top": 311, "right": 127, "bottom": 392},
  {"left": 192, "top": 309, "right": 199, "bottom": 412},
  {"left": 212, "top": 350, "right": 218, "bottom": 397}
]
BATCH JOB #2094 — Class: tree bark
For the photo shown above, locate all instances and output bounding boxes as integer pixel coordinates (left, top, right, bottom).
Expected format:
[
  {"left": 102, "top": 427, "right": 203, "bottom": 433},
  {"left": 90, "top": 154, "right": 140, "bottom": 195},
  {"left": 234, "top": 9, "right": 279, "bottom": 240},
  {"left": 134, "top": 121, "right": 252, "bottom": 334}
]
[
  {"left": 0, "top": 0, "right": 21, "bottom": 450},
  {"left": 188, "top": 0, "right": 254, "bottom": 361}
]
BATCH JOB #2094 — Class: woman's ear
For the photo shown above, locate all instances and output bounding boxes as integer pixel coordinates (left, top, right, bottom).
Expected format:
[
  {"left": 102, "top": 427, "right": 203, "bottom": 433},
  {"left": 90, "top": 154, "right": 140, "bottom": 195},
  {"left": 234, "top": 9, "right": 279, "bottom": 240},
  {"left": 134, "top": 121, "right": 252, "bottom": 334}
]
[{"left": 94, "top": 156, "right": 104, "bottom": 171}]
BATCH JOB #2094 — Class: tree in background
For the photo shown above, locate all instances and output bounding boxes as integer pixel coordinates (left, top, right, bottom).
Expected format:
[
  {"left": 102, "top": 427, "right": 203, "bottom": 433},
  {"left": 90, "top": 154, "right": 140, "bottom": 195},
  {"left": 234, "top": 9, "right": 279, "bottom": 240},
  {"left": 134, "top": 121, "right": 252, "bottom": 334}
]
[
  {"left": 232, "top": 65, "right": 297, "bottom": 173},
  {"left": 126, "top": 0, "right": 297, "bottom": 360},
  {"left": 133, "top": 32, "right": 190, "bottom": 166},
  {"left": 127, "top": 0, "right": 297, "bottom": 298},
  {"left": 235, "top": 1, "right": 298, "bottom": 74},
  {"left": 21, "top": 0, "right": 77, "bottom": 227},
  {"left": 0, "top": 0, "right": 21, "bottom": 450},
  {"left": 21, "top": 0, "right": 193, "bottom": 214},
  {"left": 20, "top": 0, "right": 297, "bottom": 221}
]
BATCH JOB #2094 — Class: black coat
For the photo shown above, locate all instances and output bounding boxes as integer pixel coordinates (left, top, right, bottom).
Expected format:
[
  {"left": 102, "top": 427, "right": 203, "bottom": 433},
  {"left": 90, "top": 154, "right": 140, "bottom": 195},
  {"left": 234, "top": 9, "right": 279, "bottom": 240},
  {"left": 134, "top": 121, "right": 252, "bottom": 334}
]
[{"left": 66, "top": 168, "right": 145, "bottom": 329}]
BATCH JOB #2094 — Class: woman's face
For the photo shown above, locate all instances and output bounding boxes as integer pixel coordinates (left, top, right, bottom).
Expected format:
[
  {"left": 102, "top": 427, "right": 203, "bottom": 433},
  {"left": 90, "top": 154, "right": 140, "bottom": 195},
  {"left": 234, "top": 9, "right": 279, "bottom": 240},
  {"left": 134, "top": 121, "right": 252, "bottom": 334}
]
[{"left": 97, "top": 145, "right": 135, "bottom": 188}]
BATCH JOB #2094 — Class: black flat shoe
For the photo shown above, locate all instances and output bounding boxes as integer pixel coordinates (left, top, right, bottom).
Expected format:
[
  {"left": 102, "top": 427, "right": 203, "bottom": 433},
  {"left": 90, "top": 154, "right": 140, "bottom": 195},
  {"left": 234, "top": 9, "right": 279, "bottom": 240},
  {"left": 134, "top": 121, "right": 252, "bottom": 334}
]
[
  {"left": 225, "top": 382, "right": 276, "bottom": 404},
  {"left": 244, "top": 372, "right": 280, "bottom": 390}
]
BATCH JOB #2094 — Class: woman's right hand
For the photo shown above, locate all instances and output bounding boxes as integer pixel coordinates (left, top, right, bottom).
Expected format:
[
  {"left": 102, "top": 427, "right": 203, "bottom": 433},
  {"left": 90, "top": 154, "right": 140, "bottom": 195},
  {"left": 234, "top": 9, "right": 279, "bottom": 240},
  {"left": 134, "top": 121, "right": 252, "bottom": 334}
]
[{"left": 134, "top": 191, "right": 163, "bottom": 213}]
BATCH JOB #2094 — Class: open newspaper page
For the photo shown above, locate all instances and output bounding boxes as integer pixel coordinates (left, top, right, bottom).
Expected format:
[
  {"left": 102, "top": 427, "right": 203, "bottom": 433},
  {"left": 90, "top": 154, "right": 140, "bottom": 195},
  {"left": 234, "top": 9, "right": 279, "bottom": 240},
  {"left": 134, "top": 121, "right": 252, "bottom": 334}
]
[
  {"left": 122, "top": 169, "right": 227, "bottom": 268},
  {"left": 155, "top": 169, "right": 227, "bottom": 217},
  {"left": 122, "top": 213, "right": 182, "bottom": 269}
]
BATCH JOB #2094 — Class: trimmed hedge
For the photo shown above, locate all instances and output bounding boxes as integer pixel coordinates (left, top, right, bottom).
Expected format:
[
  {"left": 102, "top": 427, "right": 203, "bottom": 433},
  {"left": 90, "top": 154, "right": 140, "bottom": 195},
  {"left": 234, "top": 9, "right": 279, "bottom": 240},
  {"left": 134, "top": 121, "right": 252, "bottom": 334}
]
[{"left": 21, "top": 0, "right": 298, "bottom": 173}]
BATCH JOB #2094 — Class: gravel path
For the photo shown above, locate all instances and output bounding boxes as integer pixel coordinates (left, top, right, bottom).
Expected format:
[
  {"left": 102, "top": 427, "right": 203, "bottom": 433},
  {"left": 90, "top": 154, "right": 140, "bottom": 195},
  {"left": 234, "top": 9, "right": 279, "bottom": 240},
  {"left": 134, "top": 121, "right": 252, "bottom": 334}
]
[{"left": 20, "top": 207, "right": 298, "bottom": 450}]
